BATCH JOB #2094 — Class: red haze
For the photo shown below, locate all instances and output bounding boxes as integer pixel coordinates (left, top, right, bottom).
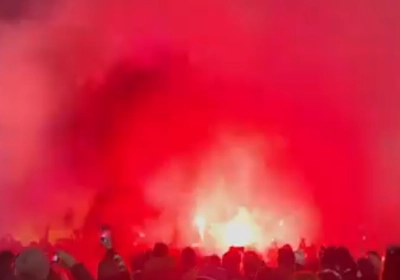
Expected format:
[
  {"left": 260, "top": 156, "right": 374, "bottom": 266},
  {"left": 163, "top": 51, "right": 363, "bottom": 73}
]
[{"left": 0, "top": 0, "right": 399, "bottom": 250}]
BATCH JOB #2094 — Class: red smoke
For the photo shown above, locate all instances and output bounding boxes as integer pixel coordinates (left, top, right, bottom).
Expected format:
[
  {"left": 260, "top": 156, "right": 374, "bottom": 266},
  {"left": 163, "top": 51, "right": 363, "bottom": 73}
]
[{"left": 0, "top": 0, "right": 399, "bottom": 251}]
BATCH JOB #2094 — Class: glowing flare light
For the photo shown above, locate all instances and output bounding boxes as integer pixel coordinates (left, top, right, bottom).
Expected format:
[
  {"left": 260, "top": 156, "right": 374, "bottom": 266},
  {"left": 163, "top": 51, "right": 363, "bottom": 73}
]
[
  {"left": 193, "top": 215, "right": 206, "bottom": 241},
  {"left": 194, "top": 206, "right": 262, "bottom": 249},
  {"left": 220, "top": 207, "right": 260, "bottom": 247}
]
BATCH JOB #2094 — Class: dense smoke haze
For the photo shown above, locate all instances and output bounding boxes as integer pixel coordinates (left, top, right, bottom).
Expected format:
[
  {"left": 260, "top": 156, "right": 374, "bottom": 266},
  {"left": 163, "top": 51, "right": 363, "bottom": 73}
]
[{"left": 0, "top": 0, "right": 399, "bottom": 249}]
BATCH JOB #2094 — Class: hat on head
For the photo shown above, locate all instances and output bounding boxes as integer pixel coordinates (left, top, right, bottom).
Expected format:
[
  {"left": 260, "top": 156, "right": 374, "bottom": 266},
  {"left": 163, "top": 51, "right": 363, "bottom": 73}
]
[{"left": 15, "top": 247, "right": 50, "bottom": 280}]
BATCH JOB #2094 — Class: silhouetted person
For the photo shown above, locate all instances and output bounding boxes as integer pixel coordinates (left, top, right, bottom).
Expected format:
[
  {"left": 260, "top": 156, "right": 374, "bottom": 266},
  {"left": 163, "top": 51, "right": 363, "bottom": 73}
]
[
  {"left": 181, "top": 247, "right": 198, "bottom": 280},
  {"left": 335, "top": 247, "right": 356, "bottom": 280},
  {"left": 142, "top": 243, "right": 175, "bottom": 280},
  {"left": 243, "top": 251, "right": 262, "bottom": 280},
  {"left": 382, "top": 246, "right": 400, "bottom": 280},
  {"left": 0, "top": 250, "right": 14, "bottom": 280},
  {"left": 199, "top": 255, "right": 227, "bottom": 280},
  {"left": 222, "top": 249, "right": 242, "bottom": 280},
  {"left": 357, "top": 257, "right": 378, "bottom": 280}
]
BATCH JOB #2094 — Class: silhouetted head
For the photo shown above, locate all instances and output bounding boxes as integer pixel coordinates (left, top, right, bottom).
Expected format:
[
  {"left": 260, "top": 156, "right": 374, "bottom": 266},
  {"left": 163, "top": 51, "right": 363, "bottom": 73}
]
[
  {"left": 152, "top": 243, "right": 169, "bottom": 258},
  {"left": 277, "top": 245, "right": 295, "bottom": 270},
  {"left": 207, "top": 255, "right": 221, "bottom": 267},
  {"left": 366, "top": 251, "right": 382, "bottom": 276},
  {"left": 320, "top": 247, "right": 338, "bottom": 270},
  {"left": 243, "top": 251, "right": 262, "bottom": 277},
  {"left": 335, "top": 247, "right": 355, "bottom": 272},
  {"left": 14, "top": 247, "right": 50, "bottom": 280},
  {"left": 181, "top": 247, "right": 197, "bottom": 270},
  {"left": 222, "top": 249, "right": 241, "bottom": 273}
]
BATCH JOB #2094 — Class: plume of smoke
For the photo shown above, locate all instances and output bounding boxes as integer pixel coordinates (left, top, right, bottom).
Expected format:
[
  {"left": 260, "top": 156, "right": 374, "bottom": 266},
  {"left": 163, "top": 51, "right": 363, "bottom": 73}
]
[
  {"left": 0, "top": 0, "right": 112, "bottom": 239},
  {"left": 0, "top": 0, "right": 399, "bottom": 248}
]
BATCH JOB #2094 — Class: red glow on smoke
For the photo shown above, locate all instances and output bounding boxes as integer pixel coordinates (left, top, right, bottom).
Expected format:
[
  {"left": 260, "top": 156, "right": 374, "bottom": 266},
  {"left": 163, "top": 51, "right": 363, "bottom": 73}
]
[{"left": 2, "top": 0, "right": 399, "bottom": 252}]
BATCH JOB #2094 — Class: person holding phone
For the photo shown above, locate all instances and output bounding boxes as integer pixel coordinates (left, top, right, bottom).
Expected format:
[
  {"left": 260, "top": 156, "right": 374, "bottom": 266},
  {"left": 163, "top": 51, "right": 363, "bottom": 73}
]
[
  {"left": 15, "top": 247, "right": 94, "bottom": 280},
  {"left": 97, "top": 226, "right": 130, "bottom": 280}
]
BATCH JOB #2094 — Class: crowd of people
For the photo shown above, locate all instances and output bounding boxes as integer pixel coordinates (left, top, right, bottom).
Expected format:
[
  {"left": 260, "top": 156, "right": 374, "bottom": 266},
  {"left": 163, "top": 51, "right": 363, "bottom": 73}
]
[{"left": 0, "top": 230, "right": 399, "bottom": 280}]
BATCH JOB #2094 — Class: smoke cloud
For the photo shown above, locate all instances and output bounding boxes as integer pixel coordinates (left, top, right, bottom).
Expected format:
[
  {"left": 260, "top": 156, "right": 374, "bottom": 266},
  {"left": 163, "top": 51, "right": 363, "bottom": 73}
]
[{"left": 0, "top": 0, "right": 399, "bottom": 247}]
